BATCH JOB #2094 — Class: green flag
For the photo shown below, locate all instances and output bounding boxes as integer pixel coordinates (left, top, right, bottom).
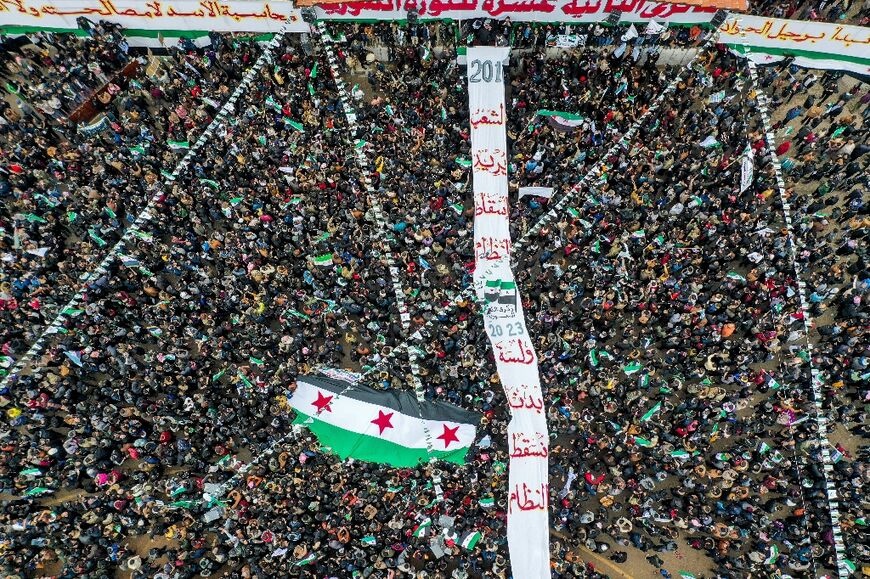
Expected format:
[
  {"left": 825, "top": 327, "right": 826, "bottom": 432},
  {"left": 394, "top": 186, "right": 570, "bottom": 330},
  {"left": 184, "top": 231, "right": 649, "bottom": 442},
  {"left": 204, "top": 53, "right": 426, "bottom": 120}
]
[
  {"left": 238, "top": 372, "right": 254, "bottom": 389},
  {"left": 88, "top": 228, "right": 107, "bottom": 247},
  {"left": 623, "top": 361, "right": 642, "bottom": 375},
  {"left": 284, "top": 118, "right": 305, "bottom": 132},
  {"left": 312, "top": 253, "right": 334, "bottom": 267},
  {"left": 634, "top": 436, "right": 654, "bottom": 447},
  {"left": 641, "top": 401, "right": 661, "bottom": 422},
  {"left": 412, "top": 517, "right": 432, "bottom": 538},
  {"left": 310, "top": 63, "right": 318, "bottom": 79}
]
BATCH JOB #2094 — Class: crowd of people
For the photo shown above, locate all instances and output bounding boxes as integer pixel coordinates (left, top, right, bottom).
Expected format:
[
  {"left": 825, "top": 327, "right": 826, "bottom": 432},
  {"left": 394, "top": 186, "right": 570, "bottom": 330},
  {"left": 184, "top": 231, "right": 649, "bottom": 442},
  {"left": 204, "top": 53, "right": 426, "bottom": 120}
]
[
  {"left": 0, "top": 16, "right": 866, "bottom": 579},
  {"left": 1, "top": 23, "right": 265, "bottom": 352},
  {"left": 751, "top": 0, "right": 870, "bottom": 24}
]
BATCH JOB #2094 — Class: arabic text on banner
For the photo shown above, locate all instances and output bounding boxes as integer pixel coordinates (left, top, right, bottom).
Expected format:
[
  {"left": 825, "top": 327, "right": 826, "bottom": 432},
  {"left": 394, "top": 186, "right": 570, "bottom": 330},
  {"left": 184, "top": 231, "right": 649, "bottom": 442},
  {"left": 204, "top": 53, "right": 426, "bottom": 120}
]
[
  {"left": 721, "top": 15, "right": 870, "bottom": 76},
  {"left": 316, "top": 0, "right": 717, "bottom": 23},
  {"left": 0, "top": 0, "right": 309, "bottom": 33},
  {"left": 467, "top": 46, "right": 551, "bottom": 579}
]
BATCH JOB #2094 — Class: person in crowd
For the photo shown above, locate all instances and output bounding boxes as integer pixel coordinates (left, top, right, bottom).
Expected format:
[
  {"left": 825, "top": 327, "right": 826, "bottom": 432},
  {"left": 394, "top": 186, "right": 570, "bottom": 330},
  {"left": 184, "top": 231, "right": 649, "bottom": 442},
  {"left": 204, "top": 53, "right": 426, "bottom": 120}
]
[{"left": 0, "top": 18, "right": 866, "bottom": 579}]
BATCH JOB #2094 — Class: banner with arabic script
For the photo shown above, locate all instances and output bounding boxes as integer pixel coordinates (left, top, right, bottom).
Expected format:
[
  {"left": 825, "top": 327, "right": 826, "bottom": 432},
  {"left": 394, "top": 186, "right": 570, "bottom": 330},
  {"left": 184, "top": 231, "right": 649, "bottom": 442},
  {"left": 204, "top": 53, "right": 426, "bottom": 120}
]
[
  {"left": 467, "top": 46, "right": 551, "bottom": 579},
  {"left": 315, "top": 0, "right": 717, "bottom": 24},
  {"left": 0, "top": 0, "right": 309, "bottom": 33},
  {"left": 721, "top": 16, "right": 870, "bottom": 76}
]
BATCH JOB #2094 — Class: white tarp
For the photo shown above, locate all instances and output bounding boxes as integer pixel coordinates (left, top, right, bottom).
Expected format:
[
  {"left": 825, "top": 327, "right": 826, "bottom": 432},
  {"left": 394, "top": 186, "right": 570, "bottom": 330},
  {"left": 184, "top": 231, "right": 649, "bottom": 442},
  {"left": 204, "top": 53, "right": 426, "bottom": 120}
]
[
  {"left": 467, "top": 46, "right": 550, "bottom": 579},
  {"left": 0, "top": 0, "right": 309, "bottom": 33}
]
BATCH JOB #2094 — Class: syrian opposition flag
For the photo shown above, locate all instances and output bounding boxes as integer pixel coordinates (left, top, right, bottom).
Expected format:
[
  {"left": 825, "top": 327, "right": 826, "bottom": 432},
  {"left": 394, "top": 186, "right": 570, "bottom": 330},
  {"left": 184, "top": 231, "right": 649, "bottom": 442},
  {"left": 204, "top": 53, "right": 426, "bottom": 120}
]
[
  {"left": 312, "top": 253, "right": 334, "bottom": 267},
  {"left": 290, "top": 375, "right": 480, "bottom": 467},
  {"left": 699, "top": 135, "right": 721, "bottom": 149},
  {"left": 536, "top": 110, "right": 584, "bottom": 132},
  {"left": 167, "top": 139, "right": 190, "bottom": 150},
  {"left": 294, "top": 553, "right": 317, "bottom": 566},
  {"left": 412, "top": 517, "right": 432, "bottom": 538},
  {"left": 459, "top": 530, "right": 483, "bottom": 550}
]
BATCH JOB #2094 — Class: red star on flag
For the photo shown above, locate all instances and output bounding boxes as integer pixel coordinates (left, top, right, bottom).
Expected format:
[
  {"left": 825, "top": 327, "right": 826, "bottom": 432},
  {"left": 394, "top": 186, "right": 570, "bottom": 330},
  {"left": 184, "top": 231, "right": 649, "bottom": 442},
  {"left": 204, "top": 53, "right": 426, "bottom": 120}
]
[
  {"left": 437, "top": 424, "right": 460, "bottom": 448},
  {"left": 371, "top": 410, "right": 395, "bottom": 435},
  {"left": 312, "top": 391, "right": 334, "bottom": 413}
]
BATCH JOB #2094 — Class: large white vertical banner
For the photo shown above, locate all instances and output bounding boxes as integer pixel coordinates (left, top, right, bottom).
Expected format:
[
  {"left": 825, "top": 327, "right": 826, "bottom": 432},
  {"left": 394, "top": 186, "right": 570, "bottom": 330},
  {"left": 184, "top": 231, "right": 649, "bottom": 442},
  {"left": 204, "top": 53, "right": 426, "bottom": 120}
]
[{"left": 467, "top": 46, "right": 551, "bottom": 579}]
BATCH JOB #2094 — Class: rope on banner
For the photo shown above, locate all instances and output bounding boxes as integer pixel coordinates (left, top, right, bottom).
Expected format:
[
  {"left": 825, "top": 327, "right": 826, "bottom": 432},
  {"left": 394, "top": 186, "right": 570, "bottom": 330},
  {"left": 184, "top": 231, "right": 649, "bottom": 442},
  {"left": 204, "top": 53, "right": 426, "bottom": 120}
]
[
  {"left": 314, "top": 20, "right": 445, "bottom": 501},
  {"left": 0, "top": 27, "right": 293, "bottom": 392},
  {"left": 746, "top": 59, "right": 851, "bottom": 579}
]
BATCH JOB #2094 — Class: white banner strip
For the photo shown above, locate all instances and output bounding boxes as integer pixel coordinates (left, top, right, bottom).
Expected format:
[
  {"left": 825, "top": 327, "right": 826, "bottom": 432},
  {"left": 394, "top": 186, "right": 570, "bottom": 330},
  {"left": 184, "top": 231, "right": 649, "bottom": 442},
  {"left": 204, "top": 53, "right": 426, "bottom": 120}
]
[
  {"left": 0, "top": 0, "right": 309, "bottom": 32},
  {"left": 747, "top": 59, "right": 850, "bottom": 579},
  {"left": 721, "top": 15, "right": 870, "bottom": 76},
  {"left": 467, "top": 46, "right": 550, "bottom": 579},
  {"left": 315, "top": 0, "right": 717, "bottom": 23}
]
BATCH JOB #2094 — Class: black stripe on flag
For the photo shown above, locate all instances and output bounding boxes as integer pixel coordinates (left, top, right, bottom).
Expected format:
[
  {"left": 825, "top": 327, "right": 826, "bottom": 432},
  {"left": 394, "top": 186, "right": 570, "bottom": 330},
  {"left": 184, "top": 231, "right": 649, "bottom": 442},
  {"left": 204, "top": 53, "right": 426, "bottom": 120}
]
[{"left": 297, "top": 375, "right": 481, "bottom": 426}]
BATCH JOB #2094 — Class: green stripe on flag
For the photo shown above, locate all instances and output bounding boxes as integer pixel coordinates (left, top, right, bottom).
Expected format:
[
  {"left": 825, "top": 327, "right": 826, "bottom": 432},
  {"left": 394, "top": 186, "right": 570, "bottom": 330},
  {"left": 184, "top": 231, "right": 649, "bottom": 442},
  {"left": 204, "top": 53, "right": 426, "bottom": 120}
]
[
  {"left": 412, "top": 517, "right": 432, "bottom": 537},
  {"left": 623, "top": 361, "right": 642, "bottom": 375},
  {"left": 460, "top": 530, "right": 482, "bottom": 550},
  {"left": 167, "top": 140, "right": 190, "bottom": 150},
  {"left": 284, "top": 118, "right": 305, "bottom": 132},
  {"left": 634, "top": 436, "right": 654, "bottom": 447},
  {"left": 295, "top": 553, "right": 317, "bottom": 566},
  {"left": 313, "top": 253, "right": 333, "bottom": 266},
  {"left": 536, "top": 109, "right": 584, "bottom": 120},
  {"left": 88, "top": 228, "right": 107, "bottom": 247},
  {"left": 641, "top": 401, "right": 661, "bottom": 422},
  {"left": 293, "top": 410, "right": 472, "bottom": 467}
]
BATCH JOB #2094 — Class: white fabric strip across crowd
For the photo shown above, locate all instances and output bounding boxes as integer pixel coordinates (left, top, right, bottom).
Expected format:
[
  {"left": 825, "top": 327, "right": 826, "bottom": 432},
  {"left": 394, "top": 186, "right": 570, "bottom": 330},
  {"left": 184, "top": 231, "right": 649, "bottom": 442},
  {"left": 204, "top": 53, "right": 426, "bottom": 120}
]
[{"left": 466, "top": 46, "right": 551, "bottom": 579}]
